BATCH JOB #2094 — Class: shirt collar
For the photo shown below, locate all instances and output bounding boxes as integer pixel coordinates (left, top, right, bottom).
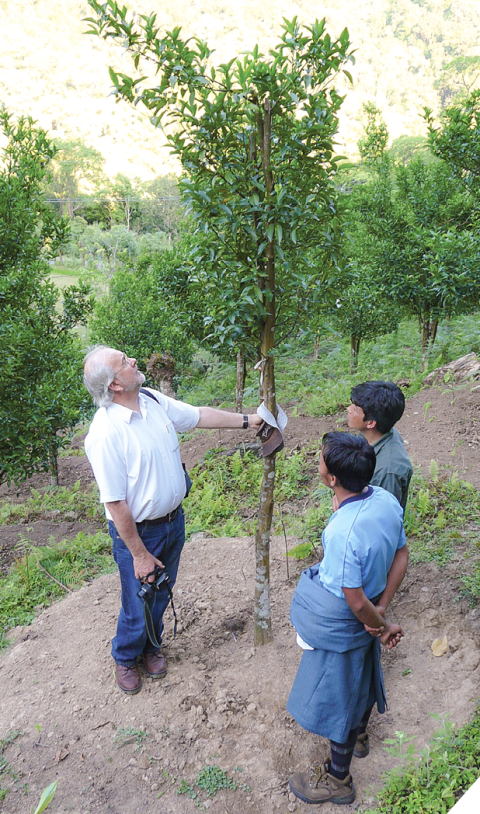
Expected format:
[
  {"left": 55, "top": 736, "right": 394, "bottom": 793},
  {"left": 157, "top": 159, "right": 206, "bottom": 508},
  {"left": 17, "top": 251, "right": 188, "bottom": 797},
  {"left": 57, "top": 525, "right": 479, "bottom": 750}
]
[
  {"left": 372, "top": 429, "right": 393, "bottom": 452},
  {"left": 107, "top": 399, "right": 146, "bottom": 423},
  {"left": 338, "top": 485, "right": 374, "bottom": 509}
]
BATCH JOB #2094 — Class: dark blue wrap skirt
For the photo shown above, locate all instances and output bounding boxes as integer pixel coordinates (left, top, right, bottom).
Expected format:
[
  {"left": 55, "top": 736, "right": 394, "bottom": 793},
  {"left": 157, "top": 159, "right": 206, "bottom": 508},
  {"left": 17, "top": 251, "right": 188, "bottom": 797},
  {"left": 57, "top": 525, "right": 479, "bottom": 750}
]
[{"left": 286, "top": 565, "right": 386, "bottom": 743}]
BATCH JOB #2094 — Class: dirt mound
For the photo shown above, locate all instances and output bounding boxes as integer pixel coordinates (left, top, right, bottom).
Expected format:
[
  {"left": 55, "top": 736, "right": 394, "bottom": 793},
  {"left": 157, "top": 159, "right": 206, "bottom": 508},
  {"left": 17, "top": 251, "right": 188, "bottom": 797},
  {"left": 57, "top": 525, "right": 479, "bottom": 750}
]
[{"left": 0, "top": 531, "right": 480, "bottom": 814}]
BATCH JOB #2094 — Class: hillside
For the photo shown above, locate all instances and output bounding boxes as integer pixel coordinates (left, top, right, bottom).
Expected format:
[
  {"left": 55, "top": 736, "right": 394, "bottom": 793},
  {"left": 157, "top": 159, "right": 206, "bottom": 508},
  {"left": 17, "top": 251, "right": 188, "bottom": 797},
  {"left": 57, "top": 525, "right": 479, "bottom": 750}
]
[
  {"left": 1, "top": 0, "right": 479, "bottom": 179},
  {"left": 1, "top": 384, "right": 480, "bottom": 812}
]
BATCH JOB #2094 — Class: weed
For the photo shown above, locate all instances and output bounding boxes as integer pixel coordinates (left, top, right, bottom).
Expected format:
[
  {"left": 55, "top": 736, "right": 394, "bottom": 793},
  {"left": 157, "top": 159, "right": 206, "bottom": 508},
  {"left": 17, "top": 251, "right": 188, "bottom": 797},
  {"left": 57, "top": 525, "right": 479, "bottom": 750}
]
[
  {"left": 0, "top": 532, "right": 115, "bottom": 643},
  {"left": 33, "top": 780, "right": 58, "bottom": 814},
  {"left": 364, "top": 711, "right": 480, "bottom": 813},
  {"left": 0, "top": 730, "right": 22, "bottom": 801},
  {"left": 114, "top": 727, "right": 148, "bottom": 750},
  {"left": 177, "top": 765, "right": 241, "bottom": 809},
  {"left": 185, "top": 447, "right": 317, "bottom": 539},
  {"left": 0, "top": 481, "right": 103, "bottom": 525},
  {"left": 460, "top": 560, "right": 480, "bottom": 606}
]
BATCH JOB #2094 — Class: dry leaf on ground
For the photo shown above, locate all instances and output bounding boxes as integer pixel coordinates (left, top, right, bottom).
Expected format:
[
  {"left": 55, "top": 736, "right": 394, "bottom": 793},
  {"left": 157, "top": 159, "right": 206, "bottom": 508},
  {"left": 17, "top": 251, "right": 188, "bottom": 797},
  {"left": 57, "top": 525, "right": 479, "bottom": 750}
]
[{"left": 431, "top": 635, "right": 448, "bottom": 657}]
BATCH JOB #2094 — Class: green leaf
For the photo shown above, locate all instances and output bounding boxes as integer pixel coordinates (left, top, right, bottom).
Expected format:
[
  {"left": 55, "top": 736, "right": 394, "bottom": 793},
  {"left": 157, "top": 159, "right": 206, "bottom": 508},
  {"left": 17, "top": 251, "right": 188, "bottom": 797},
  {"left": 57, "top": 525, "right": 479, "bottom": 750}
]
[{"left": 34, "top": 781, "right": 58, "bottom": 814}]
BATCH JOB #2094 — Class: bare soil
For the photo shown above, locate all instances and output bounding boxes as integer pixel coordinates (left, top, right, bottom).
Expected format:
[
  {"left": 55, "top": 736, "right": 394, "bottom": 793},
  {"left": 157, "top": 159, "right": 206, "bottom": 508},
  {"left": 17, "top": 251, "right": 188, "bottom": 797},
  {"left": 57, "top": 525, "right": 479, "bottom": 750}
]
[{"left": 1, "top": 382, "right": 480, "bottom": 813}]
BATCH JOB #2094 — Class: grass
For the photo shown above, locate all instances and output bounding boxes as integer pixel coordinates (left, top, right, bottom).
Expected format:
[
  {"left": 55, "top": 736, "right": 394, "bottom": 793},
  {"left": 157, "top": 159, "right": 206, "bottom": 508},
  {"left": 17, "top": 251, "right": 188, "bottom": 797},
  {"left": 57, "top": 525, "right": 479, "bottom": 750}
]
[
  {"left": 364, "top": 710, "right": 480, "bottom": 813},
  {"left": 179, "top": 312, "right": 480, "bottom": 417},
  {"left": 0, "top": 531, "right": 115, "bottom": 645},
  {"left": 403, "top": 464, "right": 480, "bottom": 603},
  {"left": 0, "top": 481, "right": 103, "bottom": 525}
]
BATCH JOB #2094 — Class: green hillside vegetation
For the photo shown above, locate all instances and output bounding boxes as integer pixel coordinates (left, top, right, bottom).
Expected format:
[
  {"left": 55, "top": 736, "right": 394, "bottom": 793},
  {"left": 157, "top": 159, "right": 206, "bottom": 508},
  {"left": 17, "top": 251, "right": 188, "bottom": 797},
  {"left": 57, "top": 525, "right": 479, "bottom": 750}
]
[{"left": 2, "top": 0, "right": 480, "bottom": 181}]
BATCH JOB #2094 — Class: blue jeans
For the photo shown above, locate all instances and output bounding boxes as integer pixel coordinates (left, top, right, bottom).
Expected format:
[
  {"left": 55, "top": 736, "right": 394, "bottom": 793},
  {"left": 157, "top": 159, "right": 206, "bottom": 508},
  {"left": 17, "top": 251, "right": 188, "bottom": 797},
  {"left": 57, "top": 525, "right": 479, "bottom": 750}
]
[{"left": 109, "top": 508, "right": 185, "bottom": 665}]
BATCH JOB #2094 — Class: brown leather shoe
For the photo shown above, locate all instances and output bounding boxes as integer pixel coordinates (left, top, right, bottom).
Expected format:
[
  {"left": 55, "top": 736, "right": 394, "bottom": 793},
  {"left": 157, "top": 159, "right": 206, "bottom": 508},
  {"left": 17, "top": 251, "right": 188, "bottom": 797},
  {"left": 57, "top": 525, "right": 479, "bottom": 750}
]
[
  {"left": 289, "top": 761, "right": 355, "bottom": 805},
  {"left": 144, "top": 651, "right": 167, "bottom": 679},
  {"left": 115, "top": 662, "right": 142, "bottom": 695},
  {"left": 353, "top": 732, "right": 370, "bottom": 758}
]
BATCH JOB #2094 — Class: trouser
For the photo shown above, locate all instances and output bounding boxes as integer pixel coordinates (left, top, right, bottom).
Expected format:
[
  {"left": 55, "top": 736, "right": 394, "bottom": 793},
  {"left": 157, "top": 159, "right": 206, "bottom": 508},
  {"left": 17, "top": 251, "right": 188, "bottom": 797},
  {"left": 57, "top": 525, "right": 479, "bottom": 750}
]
[{"left": 108, "top": 508, "right": 185, "bottom": 665}]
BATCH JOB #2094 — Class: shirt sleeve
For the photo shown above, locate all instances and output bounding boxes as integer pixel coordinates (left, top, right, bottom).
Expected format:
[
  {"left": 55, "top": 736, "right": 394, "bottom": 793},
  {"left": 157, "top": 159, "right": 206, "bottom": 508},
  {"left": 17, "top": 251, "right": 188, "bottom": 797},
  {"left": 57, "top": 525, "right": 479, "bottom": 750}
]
[
  {"left": 340, "top": 538, "right": 363, "bottom": 589},
  {"left": 147, "top": 389, "right": 200, "bottom": 432},
  {"left": 396, "top": 523, "right": 407, "bottom": 551}
]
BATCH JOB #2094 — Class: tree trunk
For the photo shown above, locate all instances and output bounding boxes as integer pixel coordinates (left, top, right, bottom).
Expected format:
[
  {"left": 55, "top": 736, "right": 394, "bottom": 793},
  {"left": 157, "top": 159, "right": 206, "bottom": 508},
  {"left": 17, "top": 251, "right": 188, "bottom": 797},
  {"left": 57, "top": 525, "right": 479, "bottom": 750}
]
[
  {"left": 350, "top": 336, "right": 360, "bottom": 374},
  {"left": 313, "top": 334, "right": 320, "bottom": 359},
  {"left": 421, "top": 313, "right": 433, "bottom": 372},
  {"left": 254, "top": 100, "right": 275, "bottom": 646},
  {"left": 235, "top": 350, "right": 246, "bottom": 412},
  {"left": 49, "top": 450, "right": 59, "bottom": 489},
  {"left": 146, "top": 352, "right": 177, "bottom": 397}
]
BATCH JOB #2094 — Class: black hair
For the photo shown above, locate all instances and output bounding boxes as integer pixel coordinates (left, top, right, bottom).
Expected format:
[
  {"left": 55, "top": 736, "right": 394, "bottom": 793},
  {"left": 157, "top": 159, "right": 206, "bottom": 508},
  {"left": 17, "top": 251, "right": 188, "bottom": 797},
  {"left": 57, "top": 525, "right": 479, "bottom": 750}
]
[
  {"left": 322, "top": 431, "right": 376, "bottom": 493},
  {"left": 350, "top": 380, "right": 405, "bottom": 434}
]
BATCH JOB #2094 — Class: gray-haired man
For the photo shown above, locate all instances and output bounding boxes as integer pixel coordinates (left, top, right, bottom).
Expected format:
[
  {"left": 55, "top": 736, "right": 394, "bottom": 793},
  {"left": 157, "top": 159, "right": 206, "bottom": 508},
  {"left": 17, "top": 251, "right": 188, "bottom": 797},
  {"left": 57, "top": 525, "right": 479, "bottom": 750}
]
[{"left": 83, "top": 344, "right": 262, "bottom": 694}]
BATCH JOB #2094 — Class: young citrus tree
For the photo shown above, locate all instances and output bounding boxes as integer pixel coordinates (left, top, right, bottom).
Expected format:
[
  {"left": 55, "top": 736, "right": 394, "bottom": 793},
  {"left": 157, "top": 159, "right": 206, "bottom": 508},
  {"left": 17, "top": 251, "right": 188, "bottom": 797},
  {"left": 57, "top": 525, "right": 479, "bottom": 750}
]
[
  {"left": 348, "top": 106, "right": 480, "bottom": 368},
  {"left": 425, "top": 90, "right": 480, "bottom": 208},
  {"left": 86, "top": 1, "right": 353, "bottom": 642},
  {"left": 0, "top": 110, "right": 93, "bottom": 486}
]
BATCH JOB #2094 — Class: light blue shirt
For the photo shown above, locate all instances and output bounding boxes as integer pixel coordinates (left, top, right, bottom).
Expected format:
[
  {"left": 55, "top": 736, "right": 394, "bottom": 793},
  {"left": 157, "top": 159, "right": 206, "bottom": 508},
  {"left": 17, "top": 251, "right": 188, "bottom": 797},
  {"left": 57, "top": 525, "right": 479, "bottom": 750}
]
[{"left": 318, "top": 485, "right": 406, "bottom": 600}]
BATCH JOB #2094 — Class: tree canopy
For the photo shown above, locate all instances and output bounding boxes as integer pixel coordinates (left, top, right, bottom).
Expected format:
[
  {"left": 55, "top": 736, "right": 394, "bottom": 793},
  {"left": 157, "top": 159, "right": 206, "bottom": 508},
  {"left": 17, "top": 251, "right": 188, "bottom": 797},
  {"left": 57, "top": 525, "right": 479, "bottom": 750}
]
[
  {"left": 0, "top": 110, "right": 93, "bottom": 485},
  {"left": 86, "top": 1, "right": 354, "bottom": 643}
]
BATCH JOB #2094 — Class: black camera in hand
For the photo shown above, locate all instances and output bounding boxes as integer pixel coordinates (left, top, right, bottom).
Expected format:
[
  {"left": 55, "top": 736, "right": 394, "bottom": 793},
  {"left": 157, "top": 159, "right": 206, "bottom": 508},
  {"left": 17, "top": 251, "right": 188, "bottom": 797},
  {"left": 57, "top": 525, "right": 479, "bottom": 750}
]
[{"left": 137, "top": 565, "right": 170, "bottom": 601}]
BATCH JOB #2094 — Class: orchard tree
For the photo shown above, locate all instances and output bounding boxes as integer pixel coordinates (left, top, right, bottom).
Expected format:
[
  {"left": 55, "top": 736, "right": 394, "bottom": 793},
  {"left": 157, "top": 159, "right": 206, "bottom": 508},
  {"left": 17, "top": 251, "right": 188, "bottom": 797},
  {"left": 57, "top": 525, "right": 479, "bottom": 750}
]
[
  {"left": 358, "top": 102, "right": 389, "bottom": 170},
  {"left": 89, "top": 247, "right": 196, "bottom": 372},
  {"left": 86, "top": 2, "right": 353, "bottom": 643},
  {"left": 331, "top": 277, "right": 400, "bottom": 373},
  {"left": 351, "top": 108, "right": 480, "bottom": 368},
  {"left": 105, "top": 173, "right": 141, "bottom": 230},
  {"left": 139, "top": 174, "right": 185, "bottom": 240},
  {"left": 434, "top": 56, "right": 480, "bottom": 108},
  {"left": 0, "top": 111, "right": 93, "bottom": 486},
  {"left": 425, "top": 90, "right": 480, "bottom": 207}
]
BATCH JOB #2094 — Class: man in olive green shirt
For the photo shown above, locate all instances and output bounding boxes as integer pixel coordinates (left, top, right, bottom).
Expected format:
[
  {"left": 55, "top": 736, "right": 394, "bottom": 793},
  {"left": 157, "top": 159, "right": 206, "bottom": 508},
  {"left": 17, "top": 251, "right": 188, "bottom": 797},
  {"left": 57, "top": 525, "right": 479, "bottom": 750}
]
[{"left": 347, "top": 381, "right": 412, "bottom": 512}]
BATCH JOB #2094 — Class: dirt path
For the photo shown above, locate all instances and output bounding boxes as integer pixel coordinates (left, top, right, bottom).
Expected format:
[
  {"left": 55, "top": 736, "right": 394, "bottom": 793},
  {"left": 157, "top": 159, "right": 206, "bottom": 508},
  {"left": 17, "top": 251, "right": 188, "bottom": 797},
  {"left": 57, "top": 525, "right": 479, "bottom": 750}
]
[{"left": 1, "top": 382, "right": 480, "bottom": 812}]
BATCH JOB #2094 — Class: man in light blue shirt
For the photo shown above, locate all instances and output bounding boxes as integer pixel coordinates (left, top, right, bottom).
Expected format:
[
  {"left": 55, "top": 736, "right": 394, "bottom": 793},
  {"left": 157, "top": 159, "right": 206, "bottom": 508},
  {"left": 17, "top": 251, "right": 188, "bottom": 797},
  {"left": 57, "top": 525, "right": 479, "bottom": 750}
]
[{"left": 287, "top": 432, "right": 408, "bottom": 806}]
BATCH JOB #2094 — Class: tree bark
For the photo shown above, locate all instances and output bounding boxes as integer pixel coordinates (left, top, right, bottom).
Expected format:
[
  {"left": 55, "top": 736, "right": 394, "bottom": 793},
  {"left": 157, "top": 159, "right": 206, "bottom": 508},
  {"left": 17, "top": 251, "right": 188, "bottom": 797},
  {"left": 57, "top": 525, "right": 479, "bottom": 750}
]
[
  {"left": 421, "top": 312, "right": 433, "bottom": 371},
  {"left": 235, "top": 350, "right": 246, "bottom": 412},
  {"left": 350, "top": 336, "right": 360, "bottom": 374},
  {"left": 49, "top": 450, "right": 59, "bottom": 489}
]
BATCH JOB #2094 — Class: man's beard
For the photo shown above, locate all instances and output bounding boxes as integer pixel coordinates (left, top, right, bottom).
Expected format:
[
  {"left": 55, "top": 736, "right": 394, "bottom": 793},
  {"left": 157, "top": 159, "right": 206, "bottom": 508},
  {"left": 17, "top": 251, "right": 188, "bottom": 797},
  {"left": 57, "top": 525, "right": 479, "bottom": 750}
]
[{"left": 122, "top": 370, "right": 146, "bottom": 392}]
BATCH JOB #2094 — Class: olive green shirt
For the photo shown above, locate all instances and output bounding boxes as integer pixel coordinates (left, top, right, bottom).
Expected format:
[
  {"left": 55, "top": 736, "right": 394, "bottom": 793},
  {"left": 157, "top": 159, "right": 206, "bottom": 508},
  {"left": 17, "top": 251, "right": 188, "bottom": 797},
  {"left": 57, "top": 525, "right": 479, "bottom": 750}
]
[{"left": 371, "top": 427, "right": 413, "bottom": 512}]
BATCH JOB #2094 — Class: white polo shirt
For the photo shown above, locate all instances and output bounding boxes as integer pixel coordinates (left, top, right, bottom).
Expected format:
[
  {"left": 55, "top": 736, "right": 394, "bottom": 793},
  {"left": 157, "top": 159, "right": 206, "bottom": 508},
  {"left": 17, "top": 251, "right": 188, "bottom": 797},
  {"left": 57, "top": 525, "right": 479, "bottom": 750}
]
[{"left": 85, "top": 388, "right": 200, "bottom": 523}]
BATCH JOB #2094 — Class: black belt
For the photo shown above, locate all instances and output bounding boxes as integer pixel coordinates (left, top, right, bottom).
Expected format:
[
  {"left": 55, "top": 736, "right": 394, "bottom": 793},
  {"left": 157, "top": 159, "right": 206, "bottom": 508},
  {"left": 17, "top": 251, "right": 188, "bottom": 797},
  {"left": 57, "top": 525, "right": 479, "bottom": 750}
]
[{"left": 136, "top": 506, "right": 181, "bottom": 529}]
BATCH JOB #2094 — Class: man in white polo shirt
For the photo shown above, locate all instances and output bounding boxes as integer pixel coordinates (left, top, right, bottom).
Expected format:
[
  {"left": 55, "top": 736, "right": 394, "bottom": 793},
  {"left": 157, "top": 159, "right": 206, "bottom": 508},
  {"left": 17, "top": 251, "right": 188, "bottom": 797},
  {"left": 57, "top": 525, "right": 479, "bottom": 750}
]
[{"left": 83, "top": 344, "right": 262, "bottom": 695}]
